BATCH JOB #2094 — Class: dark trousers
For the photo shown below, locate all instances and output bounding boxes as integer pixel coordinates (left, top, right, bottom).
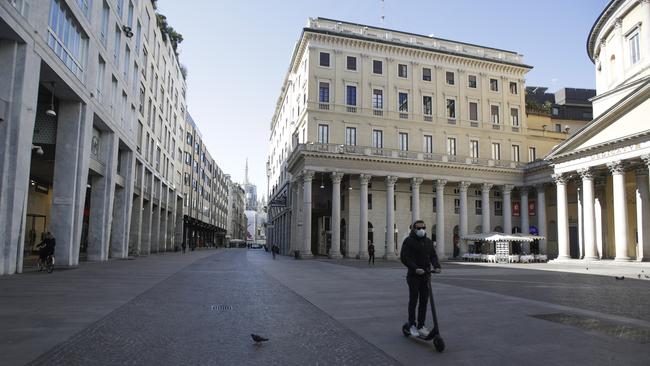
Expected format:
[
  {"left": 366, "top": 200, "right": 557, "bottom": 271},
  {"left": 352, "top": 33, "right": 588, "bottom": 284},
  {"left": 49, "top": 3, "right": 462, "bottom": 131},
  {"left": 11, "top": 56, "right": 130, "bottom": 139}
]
[
  {"left": 407, "top": 275, "right": 429, "bottom": 328},
  {"left": 368, "top": 253, "right": 375, "bottom": 264}
]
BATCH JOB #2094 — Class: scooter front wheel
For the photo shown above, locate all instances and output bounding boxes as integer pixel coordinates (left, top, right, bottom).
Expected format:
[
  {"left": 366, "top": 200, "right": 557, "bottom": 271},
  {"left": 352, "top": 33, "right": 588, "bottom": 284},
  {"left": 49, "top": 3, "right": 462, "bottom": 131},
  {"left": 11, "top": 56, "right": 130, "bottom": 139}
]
[{"left": 433, "top": 335, "right": 445, "bottom": 352}]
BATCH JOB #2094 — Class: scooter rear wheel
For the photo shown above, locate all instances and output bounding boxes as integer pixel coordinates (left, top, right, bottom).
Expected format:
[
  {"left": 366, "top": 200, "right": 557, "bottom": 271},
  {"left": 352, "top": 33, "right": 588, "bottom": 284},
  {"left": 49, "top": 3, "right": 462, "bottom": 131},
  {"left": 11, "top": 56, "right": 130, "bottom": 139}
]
[
  {"left": 401, "top": 323, "right": 411, "bottom": 337},
  {"left": 433, "top": 335, "right": 445, "bottom": 352}
]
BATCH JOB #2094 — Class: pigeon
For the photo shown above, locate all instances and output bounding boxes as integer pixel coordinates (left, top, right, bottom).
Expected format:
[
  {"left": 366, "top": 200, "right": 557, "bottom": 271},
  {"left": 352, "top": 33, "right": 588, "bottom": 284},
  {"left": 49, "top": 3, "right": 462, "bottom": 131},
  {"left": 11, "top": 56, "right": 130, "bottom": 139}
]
[
  {"left": 251, "top": 334, "right": 269, "bottom": 343},
  {"left": 615, "top": 276, "right": 625, "bottom": 280}
]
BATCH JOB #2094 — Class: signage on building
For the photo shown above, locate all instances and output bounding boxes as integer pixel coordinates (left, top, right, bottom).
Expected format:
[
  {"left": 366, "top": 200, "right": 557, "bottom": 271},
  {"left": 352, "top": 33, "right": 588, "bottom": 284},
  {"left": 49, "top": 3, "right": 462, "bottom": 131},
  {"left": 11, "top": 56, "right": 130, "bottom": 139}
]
[
  {"left": 512, "top": 201, "right": 520, "bottom": 217},
  {"left": 529, "top": 201, "right": 536, "bottom": 216}
]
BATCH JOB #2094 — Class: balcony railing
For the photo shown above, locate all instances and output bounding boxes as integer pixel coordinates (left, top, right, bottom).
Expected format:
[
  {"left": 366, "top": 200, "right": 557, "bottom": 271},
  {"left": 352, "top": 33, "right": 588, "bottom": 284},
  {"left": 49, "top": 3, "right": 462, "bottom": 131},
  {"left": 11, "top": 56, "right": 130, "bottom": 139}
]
[{"left": 292, "top": 143, "right": 523, "bottom": 169}]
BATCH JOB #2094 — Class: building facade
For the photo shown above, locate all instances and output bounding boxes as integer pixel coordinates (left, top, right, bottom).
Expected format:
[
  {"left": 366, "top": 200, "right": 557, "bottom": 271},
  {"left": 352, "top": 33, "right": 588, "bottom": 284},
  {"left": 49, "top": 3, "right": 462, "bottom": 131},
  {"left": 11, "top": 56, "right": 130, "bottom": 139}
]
[
  {"left": 526, "top": 86, "right": 596, "bottom": 135},
  {"left": 546, "top": 0, "right": 650, "bottom": 262},
  {"left": 182, "top": 113, "right": 228, "bottom": 248},
  {"left": 266, "top": 18, "right": 585, "bottom": 259},
  {"left": 225, "top": 176, "right": 247, "bottom": 242}
]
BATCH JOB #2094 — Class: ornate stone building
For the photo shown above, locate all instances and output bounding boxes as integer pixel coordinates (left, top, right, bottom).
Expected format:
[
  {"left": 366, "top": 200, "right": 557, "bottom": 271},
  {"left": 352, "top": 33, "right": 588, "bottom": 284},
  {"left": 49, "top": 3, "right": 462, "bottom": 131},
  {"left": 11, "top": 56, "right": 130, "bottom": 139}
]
[{"left": 266, "top": 18, "right": 585, "bottom": 259}]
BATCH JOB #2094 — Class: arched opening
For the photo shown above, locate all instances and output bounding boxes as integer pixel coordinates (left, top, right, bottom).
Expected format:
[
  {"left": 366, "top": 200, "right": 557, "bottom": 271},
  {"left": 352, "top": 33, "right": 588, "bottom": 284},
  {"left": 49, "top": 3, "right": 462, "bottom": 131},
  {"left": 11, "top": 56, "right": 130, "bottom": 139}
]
[
  {"left": 453, "top": 225, "right": 460, "bottom": 258},
  {"left": 340, "top": 219, "right": 346, "bottom": 257},
  {"left": 494, "top": 225, "right": 503, "bottom": 233}
]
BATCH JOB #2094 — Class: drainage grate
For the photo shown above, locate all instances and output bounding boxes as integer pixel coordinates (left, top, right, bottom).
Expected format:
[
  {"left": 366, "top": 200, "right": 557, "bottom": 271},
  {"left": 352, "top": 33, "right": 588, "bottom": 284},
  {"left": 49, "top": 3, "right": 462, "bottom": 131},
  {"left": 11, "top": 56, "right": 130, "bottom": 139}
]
[
  {"left": 531, "top": 313, "right": 650, "bottom": 344},
  {"left": 210, "top": 305, "right": 233, "bottom": 311}
]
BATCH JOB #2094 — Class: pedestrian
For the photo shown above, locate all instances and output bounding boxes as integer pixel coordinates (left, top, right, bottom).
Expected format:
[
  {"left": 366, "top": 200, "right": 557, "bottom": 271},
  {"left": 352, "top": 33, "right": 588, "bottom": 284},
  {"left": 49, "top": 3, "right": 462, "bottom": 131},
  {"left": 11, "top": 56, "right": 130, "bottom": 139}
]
[
  {"left": 400, "top": 220, "right": 441, "bottom": 338},
  {"left": 272, "top": 244, "right": 279, "bottom": 259},
  {"left": 368, "top": 240, "right": 375, "bottom": 265},
  {"left": 181, "top": 242, "right": 186, "bottom": 254}
]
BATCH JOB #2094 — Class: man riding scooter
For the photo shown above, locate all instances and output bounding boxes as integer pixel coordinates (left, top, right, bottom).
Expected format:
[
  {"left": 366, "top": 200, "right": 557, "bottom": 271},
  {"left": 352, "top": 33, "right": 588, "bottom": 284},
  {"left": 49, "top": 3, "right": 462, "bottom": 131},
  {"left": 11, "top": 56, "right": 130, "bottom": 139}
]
[{"left": 400, "top": 220, "right": 441, "bottom": 338}]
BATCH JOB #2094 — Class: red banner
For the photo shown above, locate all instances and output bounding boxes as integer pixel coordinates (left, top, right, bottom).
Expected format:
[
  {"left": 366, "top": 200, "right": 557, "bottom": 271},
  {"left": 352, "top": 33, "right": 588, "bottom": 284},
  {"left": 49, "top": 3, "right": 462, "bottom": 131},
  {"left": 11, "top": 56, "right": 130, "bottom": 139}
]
[
  {"left": 529, "top": 201, "right": 536, "bottom": 216},
  {"left": 512, "top": 201, "right": 520, "bottom": 217}
]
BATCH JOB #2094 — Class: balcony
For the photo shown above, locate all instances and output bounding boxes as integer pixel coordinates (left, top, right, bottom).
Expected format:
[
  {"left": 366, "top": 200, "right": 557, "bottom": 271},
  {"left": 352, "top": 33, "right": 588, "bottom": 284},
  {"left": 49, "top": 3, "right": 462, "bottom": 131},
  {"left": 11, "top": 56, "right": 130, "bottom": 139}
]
[
  {"left": 346, "top": 106, "right": 357, "bottom": 113},
  {"left": 291, "top": 143, "right": 521, "bottom": 170},
  {"left": 318, "top": 103, "right": 330, "bottom": 110},
  {"left": 423, "top": 115, "right": 433, "bottom": 122},
  {"left": 373, "top": 109, "right": 383, "bottom": 116}
]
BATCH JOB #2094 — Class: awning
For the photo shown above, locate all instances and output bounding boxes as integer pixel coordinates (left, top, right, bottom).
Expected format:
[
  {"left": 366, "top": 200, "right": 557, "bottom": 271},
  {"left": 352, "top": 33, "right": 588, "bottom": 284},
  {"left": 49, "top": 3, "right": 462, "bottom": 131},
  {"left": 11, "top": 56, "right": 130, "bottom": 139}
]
[{"left": 461, "top": 232, "right": 544, "bottom": 242}]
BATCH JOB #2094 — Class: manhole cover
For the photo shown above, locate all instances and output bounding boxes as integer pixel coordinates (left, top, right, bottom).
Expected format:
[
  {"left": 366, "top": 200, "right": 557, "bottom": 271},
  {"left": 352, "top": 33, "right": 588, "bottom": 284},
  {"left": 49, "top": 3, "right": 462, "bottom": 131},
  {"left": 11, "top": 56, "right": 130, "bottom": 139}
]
[
  {"left": 210, "top": 305, "right": 232, "bottom": 311},
  {"left": 531, "top": 313, "right": 650, "bottom": 344}
]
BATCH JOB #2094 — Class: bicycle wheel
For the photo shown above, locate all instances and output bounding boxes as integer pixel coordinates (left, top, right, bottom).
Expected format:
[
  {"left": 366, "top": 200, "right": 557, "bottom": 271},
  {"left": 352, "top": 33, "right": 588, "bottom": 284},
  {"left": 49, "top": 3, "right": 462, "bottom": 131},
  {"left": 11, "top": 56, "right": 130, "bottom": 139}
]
[{"left": 46, "top": 257, "right": 54, "bottom": 273}]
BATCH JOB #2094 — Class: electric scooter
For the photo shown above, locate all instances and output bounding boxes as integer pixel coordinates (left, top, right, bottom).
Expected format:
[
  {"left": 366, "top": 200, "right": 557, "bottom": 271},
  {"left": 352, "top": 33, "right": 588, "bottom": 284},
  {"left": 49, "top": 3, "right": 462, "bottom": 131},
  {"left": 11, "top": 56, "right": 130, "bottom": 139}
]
[{"left": 401, "top": 269, "right": 445, "bottom": 352}]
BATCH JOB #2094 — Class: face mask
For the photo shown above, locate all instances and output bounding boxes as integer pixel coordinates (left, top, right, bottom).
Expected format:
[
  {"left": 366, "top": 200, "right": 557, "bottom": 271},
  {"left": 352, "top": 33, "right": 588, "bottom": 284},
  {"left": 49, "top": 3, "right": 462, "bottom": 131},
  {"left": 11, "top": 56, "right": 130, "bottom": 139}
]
[{"left": 416, "top": 229, "right": 426, "bottom": 238}]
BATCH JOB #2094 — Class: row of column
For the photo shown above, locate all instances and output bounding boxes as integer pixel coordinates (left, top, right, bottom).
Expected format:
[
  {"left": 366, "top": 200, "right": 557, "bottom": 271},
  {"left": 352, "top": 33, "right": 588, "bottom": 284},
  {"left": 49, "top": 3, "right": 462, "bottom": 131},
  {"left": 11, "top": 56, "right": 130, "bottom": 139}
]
[
  {"left": 298, "top": 170, "right": 548, "bottom": 259},
  {"left": 554, "top": 158, "right": 650, "bottom": 261}
]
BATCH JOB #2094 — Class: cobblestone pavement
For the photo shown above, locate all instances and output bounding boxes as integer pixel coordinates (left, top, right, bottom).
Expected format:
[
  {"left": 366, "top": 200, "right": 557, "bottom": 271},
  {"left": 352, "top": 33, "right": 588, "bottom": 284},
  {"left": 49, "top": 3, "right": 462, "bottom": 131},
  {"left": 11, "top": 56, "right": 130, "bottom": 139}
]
[
  {"left": 19, "top": 249, "right": 398, "bottom": 366},
  {"left": 3, "top": 249, "right": 650, "bottom": 365}
]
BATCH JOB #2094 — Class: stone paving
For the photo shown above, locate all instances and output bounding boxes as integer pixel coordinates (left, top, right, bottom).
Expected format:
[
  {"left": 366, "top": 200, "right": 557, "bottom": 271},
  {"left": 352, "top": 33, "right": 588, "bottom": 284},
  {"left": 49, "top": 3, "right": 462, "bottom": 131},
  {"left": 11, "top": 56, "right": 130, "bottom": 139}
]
[{"left": 1, "top": 248, "right": 650, "bottom": 365}]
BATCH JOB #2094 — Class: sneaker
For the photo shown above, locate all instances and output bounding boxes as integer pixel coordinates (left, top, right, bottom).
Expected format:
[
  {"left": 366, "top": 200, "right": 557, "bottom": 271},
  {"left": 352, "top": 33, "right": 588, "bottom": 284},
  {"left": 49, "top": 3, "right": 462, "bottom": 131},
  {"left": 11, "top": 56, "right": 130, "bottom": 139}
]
[
  {"left": 417, "top": 326, "right": 430, "bottom": 337},
  {"left": 409, "top": 325, "right": 419, "bottom": 337}
]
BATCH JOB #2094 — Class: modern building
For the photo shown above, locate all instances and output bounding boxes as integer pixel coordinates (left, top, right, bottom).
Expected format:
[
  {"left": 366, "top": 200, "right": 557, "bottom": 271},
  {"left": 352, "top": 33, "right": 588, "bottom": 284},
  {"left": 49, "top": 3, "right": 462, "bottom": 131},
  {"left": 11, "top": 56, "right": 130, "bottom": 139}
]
[
  {"left": 266, "top": 18, "right": 584, "bottom": 259},
  {"left": 0, "top": 0, "right": 190, "bottom": 275},
  {"left": 545, "top": 0, "right": 650, "bottom": 261},
  {"left": 525, "top": 86, "right": 596, "bottom": 135},
  {"left": 182, "top": 112, "right": 229, "bottom": 248},
  {"left": 225, "top": 176, "right": 247, "bottom": 243}
]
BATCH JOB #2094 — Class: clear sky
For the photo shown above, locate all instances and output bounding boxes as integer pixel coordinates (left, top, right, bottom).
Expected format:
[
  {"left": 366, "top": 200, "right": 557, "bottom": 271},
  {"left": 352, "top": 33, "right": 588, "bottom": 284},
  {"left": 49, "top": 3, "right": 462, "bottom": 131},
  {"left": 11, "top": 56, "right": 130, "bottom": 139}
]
[{"left": 157, "top": 0, "right": 610, "bottom": 196}]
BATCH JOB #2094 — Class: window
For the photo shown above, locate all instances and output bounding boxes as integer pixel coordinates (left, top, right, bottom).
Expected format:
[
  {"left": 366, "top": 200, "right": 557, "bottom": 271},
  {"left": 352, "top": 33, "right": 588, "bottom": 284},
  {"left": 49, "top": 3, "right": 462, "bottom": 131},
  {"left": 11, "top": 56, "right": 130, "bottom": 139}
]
[
  {"left": 345, "top": 127, "right": 357, "bottom": 146},
  {"left": 47, "top": 0, "right": 89, "bottom": 79},
  {"left": 124, "top": 46, "right": 130, "bottom": 78},
  {"left": 512, "top": 145, "right": 520, "bottom": 162},
  {"left": 629, "top": 32, "right": 641, "bottom": 65},
  {"left": 97, "top": 57, "right": 106, "bottom": 101},
  {"left": 470, "top": 140, "right": 479, "bottom": 158},
  {"left": 447, "top": 137, "right": 457, "bottom": 156},
  {"left": 319, "top": 52, "right": 330, "bottom": 67},
  {"left": 446, "top": 99, "right": 456, "bottom": 118},
  {"left": 346, "top": 85, "right": 357, "bottom": 106},
  {"left": 372, "top": 89, "right": 383, "bottom": 109},
  {"left": 468, "top": 75, "right": 477, "bottom": 88},
  {"left": 116, "top": 0, "right": 124, "bottom": 17},
  {"left": 454, "top": 199, "right": 460, "bottom": 214},
  {"left": 423, "top": 96, "right": 433, "bottom": 116},
  {"left": 433, "top": 197, "right": 436, "bottom": 213},
  {"left": 422, "top": 67, "right": 432, "bottom": 81},
  {"left": 495, "top": 201, "right": 503, "bottom": 216},
  {"left": 100, "top": 1, "right": 109, "bottom": 47},
  {"left": 127, "top": 1, "right": 134, "bottom": 27},
  {"left": 446, "top": 71, "right": 455, "bottom": 85},
  {"left": 555, "top": 123, "right": 562, "bottom": 132},
  {"left": 491, "top": 105, "right": 500, "bottom": 124},
  {"left": 319, "top": 82, "right": 330, "bottom": 103},
  {"left": 424, "top": 135, "right": 433, "bottom": 154},
  {"left": 490, "top": 78, "right": 499, "bottom": 92},
  {"left": 368, "top": 194, "right": 373, "bottom": 210},
  {"left": 509, "top": 82, "right": 518, "bottom": 94},
  {"left": 346, "top": 56, "right": 357, "bottom": 71},
  {"left": 491, "top": 142, "right": 501, "bottom": 160},
  {"left": 398, "top": 63, "right": 408, "bottom": 78},
  {"left": 475, "top": 200, "right": 482, "bottom": 215},
  {"left": 469, "top": 102, "right": 478, "bottom": 121},
  {"left": 528, "top": 147, "right": 537, "bottom": 162},
  {"left": 114, "top": 24, "right": 122, "bottom": 67},
  {"left": 317, "top": 124, "right": 329, "bottom": 144},
  {"left": 135, "top": 21, "right": 142, "bottom": 54},
  {"left": 399, "top": 132, "right": 409, "bottom": 151},
  {"left": 373, "top": 60, "right": 383, "bottom": 74},
  {"left": 398, "top": 92, "right": 408, "bottom": 112},
  {"left": 510, "top": 108, "right": 519, "bottom": 126},
  {"left": 552, "top": 107, "right": 559, "bottom": 116},
  {"left": 372, "top": 130, "right": 383, "bottom": 148}
]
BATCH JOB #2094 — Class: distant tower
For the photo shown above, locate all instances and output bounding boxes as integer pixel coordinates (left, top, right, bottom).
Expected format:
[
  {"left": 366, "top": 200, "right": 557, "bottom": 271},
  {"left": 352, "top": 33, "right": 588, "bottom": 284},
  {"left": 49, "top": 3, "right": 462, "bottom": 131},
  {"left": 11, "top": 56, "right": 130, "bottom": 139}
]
[{"left": 244, "top": 158, "right": 249, "bottom": 185}]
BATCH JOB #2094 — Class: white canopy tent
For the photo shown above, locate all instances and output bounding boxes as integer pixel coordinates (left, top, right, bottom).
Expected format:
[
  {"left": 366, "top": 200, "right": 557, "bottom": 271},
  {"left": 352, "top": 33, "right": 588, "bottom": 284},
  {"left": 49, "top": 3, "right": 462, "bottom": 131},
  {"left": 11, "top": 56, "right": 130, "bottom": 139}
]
[{"left": 461, "top": 232, "right": 547, "bottom": 263}]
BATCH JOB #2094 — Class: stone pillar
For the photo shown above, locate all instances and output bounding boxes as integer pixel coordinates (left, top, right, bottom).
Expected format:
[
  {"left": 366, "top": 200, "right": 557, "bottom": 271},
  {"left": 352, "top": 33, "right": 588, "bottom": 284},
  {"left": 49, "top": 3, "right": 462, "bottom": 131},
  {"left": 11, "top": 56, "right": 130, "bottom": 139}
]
[
  {"left": 302, "top": 170, "right": 314, "bottom": 259},
  {"left": 640, "top": 156, "right": 650, "bottom": 261},
  {"left": 502, "top": 185, "right": 513, "bottom": 235},
  {"left": 594, "top": 178, "right": 606, "bottom": 258},
  {"left": 0, "top": 40, "right": 41, "bottom": 275},
  {"left": 579, "top": 168, "right": 598, "bottom": 260},
  {"left": 458, "top": 181, "right": 470, "bottom": 255},
  {"left": 358, "top": 174, "right": 372, "bottom": 259},
  {"left": 481, "top": 183, "right": 493, "bottom": 233},
  {"left": 141, "top": 172, "right": 154, "bottom": 255},
  {"left": 411, "top": 177, "right": 423, "bottom": 222},
  {"left": 151, "top": 180, "right": 162, "bottom": 253},
  {"left": 635, "top": 166, "right": 650, "bottom": 261},
  {"left": 385, "top": 176, "right": 398, "bottom": 259},
  {"left": 554, "top": 174, "right": 571, "bottom": 260},
  {"left": 608, "top": 161, "right": 631, "bottom": 261},
  {"left": 577, "top": 187, "right": 584, "bottom": 258},
  {"left": 110, "top": 150, "right": 135, "bottom": 259},
  {"left": 329, "top": 172, "right": 344, "bottom": 259},
  {"left": 535, "top": 184, "right": 547, "bottom": 255},
  {"left": 520, "top": 187, "right": 529, "bottom": 235},
  {"left": 435, "top": 179, "right": 447, "bottom": 259}
]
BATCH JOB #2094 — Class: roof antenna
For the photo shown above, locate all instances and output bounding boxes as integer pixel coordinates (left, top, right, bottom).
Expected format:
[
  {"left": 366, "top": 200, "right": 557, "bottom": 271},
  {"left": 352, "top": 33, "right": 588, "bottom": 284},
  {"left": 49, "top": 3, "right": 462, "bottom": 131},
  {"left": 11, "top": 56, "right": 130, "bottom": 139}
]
[{"left": 380, "top": 0, "right": 385, "bottom": 25}]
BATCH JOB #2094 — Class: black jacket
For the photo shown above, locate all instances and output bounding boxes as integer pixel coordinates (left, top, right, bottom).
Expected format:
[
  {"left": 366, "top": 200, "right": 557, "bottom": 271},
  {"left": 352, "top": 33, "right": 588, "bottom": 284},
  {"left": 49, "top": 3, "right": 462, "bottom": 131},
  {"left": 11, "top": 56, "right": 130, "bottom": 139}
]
[{"left": 400, "top": 231, "right": 440, "bottom": 276}]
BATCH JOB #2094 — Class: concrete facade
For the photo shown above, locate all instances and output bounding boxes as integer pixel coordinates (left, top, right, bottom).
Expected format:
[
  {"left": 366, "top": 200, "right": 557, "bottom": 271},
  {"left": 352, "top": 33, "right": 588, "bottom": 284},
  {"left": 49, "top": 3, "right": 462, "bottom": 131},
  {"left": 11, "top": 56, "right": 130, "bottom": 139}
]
[{"left": 0, "top": 0, "right": 224, "bottom": 275}]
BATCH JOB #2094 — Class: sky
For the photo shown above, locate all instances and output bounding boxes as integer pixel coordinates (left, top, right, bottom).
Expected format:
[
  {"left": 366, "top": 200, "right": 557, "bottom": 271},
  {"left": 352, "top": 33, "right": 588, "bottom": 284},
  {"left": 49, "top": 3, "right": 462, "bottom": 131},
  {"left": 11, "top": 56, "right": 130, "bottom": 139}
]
[{"left": 157, "top": 0, "right": 610, "bottom": 196}]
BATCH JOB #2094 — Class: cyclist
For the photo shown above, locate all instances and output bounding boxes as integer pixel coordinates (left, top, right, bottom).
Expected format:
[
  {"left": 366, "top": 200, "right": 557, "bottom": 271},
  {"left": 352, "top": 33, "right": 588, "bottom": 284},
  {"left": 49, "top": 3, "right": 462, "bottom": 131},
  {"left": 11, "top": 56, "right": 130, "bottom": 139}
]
[{"left": 38, "top": 232, "right": 56, "bottom": 269}]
